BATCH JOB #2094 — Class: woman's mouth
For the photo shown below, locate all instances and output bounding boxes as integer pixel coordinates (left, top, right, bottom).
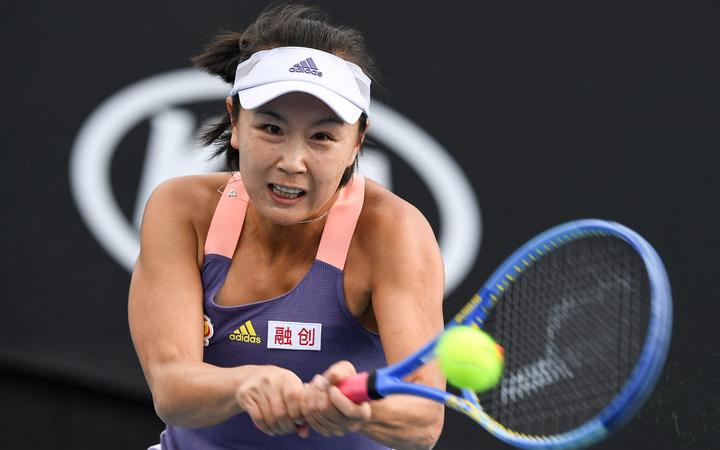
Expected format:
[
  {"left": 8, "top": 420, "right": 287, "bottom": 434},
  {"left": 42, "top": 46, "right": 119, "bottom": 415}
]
[{"left": 269, "top": 183, "right": 306, "bottom": 201}]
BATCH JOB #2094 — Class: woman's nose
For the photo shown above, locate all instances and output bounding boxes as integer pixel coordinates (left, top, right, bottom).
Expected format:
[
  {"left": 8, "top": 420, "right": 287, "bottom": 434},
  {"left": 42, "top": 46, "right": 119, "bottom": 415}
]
[{"left": 276, "top": 144, "right": 307, "bottom": 175}]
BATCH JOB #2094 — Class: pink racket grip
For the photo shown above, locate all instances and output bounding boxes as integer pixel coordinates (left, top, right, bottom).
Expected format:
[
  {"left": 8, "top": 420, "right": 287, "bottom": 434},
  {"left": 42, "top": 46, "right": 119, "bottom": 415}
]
[{"left": 337, "top": 371, "right": 372, "bottom": 403}]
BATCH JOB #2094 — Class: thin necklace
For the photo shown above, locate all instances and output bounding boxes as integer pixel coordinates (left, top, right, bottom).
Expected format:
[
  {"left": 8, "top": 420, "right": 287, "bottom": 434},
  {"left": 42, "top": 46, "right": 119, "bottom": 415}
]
[
  {"left": 294, "top": 208, "right": 331, "bottom": 224},
  {"left": 217, "top": 174, "right": 332, "bottom": 225},
  {"left": 216, "top": 174, "right": 241, "bottom": 194}
]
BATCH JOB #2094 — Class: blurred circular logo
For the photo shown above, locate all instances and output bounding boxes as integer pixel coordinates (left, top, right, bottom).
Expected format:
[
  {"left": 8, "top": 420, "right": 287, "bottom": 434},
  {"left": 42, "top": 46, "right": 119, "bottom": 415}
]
[
  {"left": 69, "top": 69, "right": 481, "bottom": 294},
  {"left": 203, "top": 314, "right": 214, "bottom": 347}
]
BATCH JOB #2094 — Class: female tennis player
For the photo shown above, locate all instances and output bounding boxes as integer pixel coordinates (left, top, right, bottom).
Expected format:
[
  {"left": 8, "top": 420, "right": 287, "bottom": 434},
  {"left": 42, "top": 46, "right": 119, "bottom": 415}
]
[{"left": 128, "top": 4, "right": 445, "bottom": 449}]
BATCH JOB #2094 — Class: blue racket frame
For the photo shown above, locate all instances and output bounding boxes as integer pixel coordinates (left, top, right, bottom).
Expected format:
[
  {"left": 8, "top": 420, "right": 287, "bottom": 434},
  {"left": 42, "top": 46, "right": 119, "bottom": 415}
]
[{"left": 370, "top": 219, "right": 672, "bottom": 449}]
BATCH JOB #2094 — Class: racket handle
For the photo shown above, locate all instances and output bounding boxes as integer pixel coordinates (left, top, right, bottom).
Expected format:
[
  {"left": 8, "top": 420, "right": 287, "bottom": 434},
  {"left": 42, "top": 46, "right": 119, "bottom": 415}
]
[{"left": 338, "top": 371, "right": 373, "bottom": 403}]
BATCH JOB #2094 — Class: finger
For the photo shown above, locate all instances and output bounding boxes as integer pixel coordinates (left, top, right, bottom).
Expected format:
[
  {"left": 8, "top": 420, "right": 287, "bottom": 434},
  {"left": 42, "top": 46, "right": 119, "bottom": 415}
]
[
  {"left": 280, "top": 382, "right": 305, "bottom": 434},
  {"left": 310, "top": 373, "right": 343, "bottom": 429},
  {"left": 302, "top": 398, "right": 331, "bottom": 437},
  {"left": 259, "top": 383, "right": 298, "bottom": 436},
  {"left": 302, "top": 384, "right": 337, "bottom": 437},
  {"left": 304, "top": 410, "right": 331, "bottom": 437},
  {"left": 328, "top": 385, "right": 372, "bottom": 420},
  {"left": 238, "top": 392, "right": 274, "bottom": 436},
  {"left": 310, "top": 374, "right": 330, "bottom": 391},
  {"left": 268, "top": 391, "right": 296, "bottom": 435},
  {"left": 253, "top": 390, "right": 282, "bottom": 436},
  {"left": 329, "top": 385, "right": 372, "bottom": 422},
  {"left": 309, "top": 409, "right": 343, "bottom": 437},
  {"left": 311, "top": 384, "right": 346, "bottom": 436},
  {"left": 314, "top": 409, "right": 344, "bottom": 436},
  {"left": 322, "top": 360, "right": 356, "bottom": 385},
  {"left": 296, "top": 423, "right": 310, "bottom": 439}
]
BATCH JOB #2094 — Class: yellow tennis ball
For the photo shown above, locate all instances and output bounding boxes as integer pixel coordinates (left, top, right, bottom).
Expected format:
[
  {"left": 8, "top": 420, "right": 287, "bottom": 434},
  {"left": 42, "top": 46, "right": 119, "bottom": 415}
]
[{"left": 436, "top": 326, "right": 504, "bottom": 392}]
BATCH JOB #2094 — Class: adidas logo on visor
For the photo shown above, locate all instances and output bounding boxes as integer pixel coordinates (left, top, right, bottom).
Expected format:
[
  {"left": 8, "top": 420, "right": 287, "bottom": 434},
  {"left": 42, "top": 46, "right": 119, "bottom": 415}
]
[{"left": 289, "top": 57, "right": 323, "bottom": 77}]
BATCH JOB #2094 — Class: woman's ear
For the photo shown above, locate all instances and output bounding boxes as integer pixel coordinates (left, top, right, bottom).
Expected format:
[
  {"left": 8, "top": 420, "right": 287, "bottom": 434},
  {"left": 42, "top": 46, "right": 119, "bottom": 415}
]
[
  {"left": 359, "top": 118, "right": 370, "bottom": 146},
  {"left": 226, "top": 96, "right": 239, "bottom": 150},
  {"left": 354, "top": 117, "right": 370, "bottom": 157},
  {"left": 225, "top": 96, "right": 233, "bottom": 116}
]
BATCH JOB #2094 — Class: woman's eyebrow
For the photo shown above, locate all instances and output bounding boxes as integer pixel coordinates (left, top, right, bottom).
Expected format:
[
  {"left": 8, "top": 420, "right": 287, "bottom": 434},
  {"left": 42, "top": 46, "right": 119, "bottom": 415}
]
[
  {"left": 311, "top": 116, "right": 344, "bottom": 127},
  {"left": 257, "top": 109, "right": 343, "bottom": 127},
  {"left": 257, "top": 109, "right": 287, "bottom": 123}
]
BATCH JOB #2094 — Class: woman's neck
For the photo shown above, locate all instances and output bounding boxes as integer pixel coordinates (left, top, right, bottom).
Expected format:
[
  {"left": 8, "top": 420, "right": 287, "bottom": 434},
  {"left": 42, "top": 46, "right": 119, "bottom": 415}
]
[{"left": 243, "top": 202, "right": 329, "bottom": 260}]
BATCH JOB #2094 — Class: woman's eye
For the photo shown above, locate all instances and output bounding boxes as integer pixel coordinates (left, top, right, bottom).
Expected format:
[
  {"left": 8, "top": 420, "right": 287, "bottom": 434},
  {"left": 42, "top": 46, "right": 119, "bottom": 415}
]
[
  {"left": 312, "top": 132, "right": 332, "bottom": 141},
  {"left": 264, "top": 124, "right": 282, "bottom": 135}
]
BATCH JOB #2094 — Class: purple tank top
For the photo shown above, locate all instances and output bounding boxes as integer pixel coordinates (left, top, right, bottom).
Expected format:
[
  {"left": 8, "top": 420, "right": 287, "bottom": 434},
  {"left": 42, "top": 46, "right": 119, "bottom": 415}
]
[{"left": 160, "top": 174, "right": 388, "bottom": 450}]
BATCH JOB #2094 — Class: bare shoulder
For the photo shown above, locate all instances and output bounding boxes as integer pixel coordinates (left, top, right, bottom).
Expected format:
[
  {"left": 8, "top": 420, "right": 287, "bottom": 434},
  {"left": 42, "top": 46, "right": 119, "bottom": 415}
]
[
  {"left": 357, "top": 178, "right": 437, "bottom": 247},
  {"left": 141, "top": 173, "right": 231, "bottom": 257},
  {"left": 356, "top": 180, "right": 443, "bottom": 282},
  {"left": 145, "top": 172, "right": 226, "bottom": 214},
  {"left": 144, "top": 173, "right": 227, "bottom": 222}
]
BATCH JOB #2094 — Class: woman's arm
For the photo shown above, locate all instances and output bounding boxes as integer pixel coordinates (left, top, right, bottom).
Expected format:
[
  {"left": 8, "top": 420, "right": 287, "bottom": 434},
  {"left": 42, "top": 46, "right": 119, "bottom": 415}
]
[
  {"left": 302, "top": 193, "right": 446, "bottom": 449},
  {"left": 357, "top": 197, "right": 446, "bottom": 449},
  {"left": 128, "top": 178, "right": 306, "bottom": 434}
]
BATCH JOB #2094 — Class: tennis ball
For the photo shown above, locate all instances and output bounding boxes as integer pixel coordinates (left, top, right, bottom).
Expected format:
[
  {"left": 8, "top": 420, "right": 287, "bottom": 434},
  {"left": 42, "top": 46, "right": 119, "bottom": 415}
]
[{"left": 435, "top": 326, "right": 504, "bottom": 392}]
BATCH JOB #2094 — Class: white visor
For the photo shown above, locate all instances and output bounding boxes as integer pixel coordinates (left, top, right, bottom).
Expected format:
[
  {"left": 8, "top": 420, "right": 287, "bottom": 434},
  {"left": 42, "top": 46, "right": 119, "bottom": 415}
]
[{"left": 230, "top": 46, "right": 371, "bottom": 123}]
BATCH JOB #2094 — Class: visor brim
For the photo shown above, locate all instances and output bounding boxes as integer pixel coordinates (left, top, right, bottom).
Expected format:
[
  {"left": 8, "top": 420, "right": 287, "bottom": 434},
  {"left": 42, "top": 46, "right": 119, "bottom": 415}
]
[{"left": 236, "top": 81, "right": 363, "bottom": 124}]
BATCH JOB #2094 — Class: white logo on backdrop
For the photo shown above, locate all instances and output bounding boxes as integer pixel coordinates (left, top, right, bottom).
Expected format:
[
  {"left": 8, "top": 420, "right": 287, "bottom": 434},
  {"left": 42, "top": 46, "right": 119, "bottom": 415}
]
[{"left": 69, "top": 69, "right": 481, "bottom": 294}]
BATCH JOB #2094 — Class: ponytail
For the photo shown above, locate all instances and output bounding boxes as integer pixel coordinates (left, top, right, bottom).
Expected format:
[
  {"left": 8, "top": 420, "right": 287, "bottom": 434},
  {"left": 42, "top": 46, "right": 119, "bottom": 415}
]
[{"left": 191, "top": 32, "right": 245, "bottom": 84}]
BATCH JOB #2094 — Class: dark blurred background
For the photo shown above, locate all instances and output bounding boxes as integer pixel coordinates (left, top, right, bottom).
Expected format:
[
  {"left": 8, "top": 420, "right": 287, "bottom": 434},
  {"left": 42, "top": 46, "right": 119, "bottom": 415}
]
[{"left": 1, "top": 0, "right": 718, "bottom": 448}]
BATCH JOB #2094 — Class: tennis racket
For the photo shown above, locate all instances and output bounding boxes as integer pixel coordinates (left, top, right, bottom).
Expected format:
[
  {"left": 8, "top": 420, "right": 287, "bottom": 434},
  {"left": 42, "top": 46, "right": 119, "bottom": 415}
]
[{"left": 338, "top": 219, "right": 672, "bottom": 449}]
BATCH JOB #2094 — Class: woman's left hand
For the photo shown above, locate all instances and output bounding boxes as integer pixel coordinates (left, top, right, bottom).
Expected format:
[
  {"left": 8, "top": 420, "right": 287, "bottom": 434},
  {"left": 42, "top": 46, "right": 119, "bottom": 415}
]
[{"left": 301, "top": 360, "right": 372, "bottom": 437}]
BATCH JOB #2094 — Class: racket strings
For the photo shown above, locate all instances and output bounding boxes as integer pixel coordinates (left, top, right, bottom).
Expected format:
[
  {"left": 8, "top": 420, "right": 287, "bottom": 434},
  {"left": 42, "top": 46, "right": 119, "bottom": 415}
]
[
  {"left": 491, "top": 245, "right": 613, "bottom": 430},
  {"left": 479, "top": 236, "right": 650, "bottom": 436}
]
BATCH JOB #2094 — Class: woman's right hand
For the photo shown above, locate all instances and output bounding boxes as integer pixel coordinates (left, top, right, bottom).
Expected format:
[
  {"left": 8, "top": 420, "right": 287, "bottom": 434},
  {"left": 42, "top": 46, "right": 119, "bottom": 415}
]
[{"left": 235, "top": 365, "right": 309, "bottom": 438}]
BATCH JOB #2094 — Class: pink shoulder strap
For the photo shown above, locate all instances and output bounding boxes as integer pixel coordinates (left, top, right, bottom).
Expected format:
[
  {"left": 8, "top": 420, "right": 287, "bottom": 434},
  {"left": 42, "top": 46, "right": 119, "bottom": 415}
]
[
  {"left": 317, "top": 175, "right": 366, "bottom": 270},
  {"left": 204, "top": 173, "right": 249, "bottom": 257}
]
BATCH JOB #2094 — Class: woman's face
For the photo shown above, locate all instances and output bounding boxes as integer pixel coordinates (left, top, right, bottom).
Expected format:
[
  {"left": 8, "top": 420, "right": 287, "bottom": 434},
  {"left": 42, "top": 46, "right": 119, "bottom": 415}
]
[{"left": 229, "top": 92, "right": 365, "bottom": 226}]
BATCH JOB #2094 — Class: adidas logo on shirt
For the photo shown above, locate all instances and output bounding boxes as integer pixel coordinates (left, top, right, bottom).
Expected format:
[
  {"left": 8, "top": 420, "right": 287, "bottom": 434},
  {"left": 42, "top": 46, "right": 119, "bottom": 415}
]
[
  {"left": 288, "top": 57, "right": 323, "bottom": 77},
  {"left": 229, "top": 320, "right": 262, "bottom": 344}
]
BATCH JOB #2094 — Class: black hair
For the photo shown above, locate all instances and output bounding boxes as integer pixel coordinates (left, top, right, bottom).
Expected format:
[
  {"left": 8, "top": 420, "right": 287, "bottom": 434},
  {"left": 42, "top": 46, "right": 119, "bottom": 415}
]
[{"left": 192, "top": 2, "right": 379, "bottom": 187}]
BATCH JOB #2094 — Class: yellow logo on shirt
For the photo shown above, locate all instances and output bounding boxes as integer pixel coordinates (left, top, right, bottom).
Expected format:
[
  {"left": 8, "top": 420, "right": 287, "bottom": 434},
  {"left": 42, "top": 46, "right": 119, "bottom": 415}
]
[{"left": 229, "top": 320, "right": 262, "bottom": 344}]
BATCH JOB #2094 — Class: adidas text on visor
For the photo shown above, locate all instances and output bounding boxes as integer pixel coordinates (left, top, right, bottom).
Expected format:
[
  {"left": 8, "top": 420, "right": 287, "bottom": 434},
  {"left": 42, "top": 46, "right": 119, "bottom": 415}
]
[{"left": 230, "top": 46, "right": 371, "bottom": 124}]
